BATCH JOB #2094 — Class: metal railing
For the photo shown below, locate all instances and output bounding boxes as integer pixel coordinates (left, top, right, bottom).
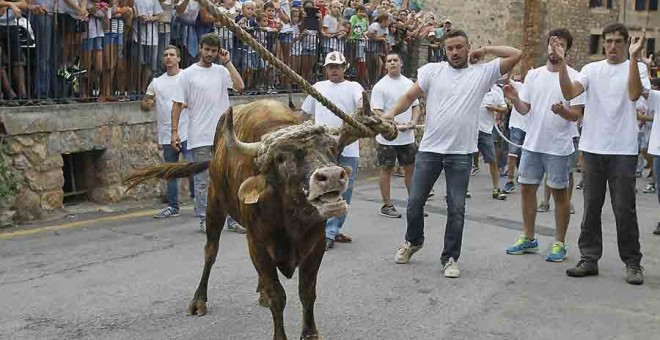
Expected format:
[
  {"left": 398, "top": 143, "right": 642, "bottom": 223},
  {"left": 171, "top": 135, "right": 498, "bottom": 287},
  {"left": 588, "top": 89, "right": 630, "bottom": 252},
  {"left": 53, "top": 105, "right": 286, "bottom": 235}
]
[{"left": 0, "top": 9, "right": 421, "bottom": 106}]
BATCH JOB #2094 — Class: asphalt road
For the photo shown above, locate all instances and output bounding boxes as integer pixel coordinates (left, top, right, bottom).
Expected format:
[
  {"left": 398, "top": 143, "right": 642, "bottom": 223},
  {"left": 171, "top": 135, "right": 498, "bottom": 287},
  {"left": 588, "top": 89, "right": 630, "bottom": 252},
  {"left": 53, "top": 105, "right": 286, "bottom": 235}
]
[{"left": 2, "top": 170, "right": 660, "bottom": 340}]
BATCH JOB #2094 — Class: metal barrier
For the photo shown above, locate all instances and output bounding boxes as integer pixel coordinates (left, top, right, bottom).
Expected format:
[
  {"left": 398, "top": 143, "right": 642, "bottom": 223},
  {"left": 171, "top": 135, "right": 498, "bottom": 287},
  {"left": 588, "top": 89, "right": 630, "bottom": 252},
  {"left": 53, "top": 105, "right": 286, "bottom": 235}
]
[{"left": 0, "top": 7, "right": 416, "bottom": 106}]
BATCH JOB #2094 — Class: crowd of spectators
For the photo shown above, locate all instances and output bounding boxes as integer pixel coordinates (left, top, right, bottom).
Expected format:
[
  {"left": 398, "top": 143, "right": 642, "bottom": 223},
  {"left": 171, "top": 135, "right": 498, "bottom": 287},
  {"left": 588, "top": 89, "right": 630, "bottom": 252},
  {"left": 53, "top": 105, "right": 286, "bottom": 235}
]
[{"left": 0, "top": 0, "right": 464, "bottom": 105}]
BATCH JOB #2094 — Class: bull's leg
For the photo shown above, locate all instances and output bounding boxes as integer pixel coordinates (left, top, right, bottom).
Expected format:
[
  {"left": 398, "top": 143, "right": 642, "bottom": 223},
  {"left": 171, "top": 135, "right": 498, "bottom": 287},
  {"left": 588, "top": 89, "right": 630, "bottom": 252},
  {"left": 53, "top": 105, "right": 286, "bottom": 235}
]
[
  {"left": 247, "top": 237, "right": 288, "bottom": 340},
  {"left": 188, "top": 196, "right": 226, "bottom": 316},
  {"left": 257, "top": 277, "right": 269, "bottom": 307},
  {"left": 298, "top": 237, "right": 325, "bottom": 340}
]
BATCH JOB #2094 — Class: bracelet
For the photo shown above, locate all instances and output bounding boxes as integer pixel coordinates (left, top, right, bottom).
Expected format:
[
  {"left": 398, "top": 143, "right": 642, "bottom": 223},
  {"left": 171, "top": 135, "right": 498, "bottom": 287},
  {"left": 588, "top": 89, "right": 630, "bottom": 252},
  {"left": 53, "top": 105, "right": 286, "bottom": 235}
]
[{"left": 223, "top": 60, "right": 232, "bottom": 66}]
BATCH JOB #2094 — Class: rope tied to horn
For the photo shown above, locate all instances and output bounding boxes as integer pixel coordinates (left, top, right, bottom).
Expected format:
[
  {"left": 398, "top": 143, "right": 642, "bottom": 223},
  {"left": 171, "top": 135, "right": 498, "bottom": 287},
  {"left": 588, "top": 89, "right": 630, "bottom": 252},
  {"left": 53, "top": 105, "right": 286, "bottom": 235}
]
[
  {"left": 254, "top": 121, "right": 331, "bottom": 171},
  {"left": 196, "top": 0, "right": 398, "bottom": 141}
]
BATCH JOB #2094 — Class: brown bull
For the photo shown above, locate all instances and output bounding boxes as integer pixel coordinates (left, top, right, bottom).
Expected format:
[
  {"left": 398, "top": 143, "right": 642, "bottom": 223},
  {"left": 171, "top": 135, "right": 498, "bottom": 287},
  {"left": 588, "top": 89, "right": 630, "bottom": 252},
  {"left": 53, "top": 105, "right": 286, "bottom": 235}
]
[{"left": 124, "top": 99, "right": 363, "bottom": 340}]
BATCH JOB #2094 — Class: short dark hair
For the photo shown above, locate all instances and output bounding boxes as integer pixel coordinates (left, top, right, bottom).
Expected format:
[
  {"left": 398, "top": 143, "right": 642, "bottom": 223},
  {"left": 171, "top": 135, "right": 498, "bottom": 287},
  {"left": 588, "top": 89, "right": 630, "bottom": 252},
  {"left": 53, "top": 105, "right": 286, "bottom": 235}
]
[
  {"left": 386, "top": 52, "right": 402, "bottom": 60},
  {"left": 199, "top": 33, "right": 220, "bottom": 48},
  {"left": 547, "top": 28, "right": 573, "bottom": 51},
  {"left": 444, "top": 29, "right": 469, "bottom": 44},
  {"left": 263, "top": 1, "right": 275, "bottom": 10},
  {"left": 602, "top": 22, "right": 629, "bottom": 41},
  {"left": 356, "top": 4, "right": 366, "bottom": 12},
  {"left": 163, "top": 45, "right": 181, "bottom": 57}
]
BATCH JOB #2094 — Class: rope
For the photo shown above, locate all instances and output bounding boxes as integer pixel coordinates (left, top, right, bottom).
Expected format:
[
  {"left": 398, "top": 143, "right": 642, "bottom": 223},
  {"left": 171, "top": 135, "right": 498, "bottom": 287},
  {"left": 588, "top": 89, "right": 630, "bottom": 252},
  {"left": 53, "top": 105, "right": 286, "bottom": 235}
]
[
  {"left": 493, "top": 124, "right": 522, "bottom": 148},
  {"left": 197, "top": 0, "right": 398, "bottom": 141}
]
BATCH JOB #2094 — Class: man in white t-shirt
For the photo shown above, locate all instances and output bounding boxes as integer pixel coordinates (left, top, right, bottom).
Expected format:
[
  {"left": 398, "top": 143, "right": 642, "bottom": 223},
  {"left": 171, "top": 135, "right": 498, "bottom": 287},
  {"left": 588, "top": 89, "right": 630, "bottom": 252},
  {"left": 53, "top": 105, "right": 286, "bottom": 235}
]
[
  {"left": 171, "top": 33, "right": 245, "bottom": 233},
  {"left": 301, "top": 51, "right": 364, "bottom": 251},
  {"left": 629, "top": 41, "right": 660, "bottom": 236},
  {"left": 502, "top": 28, "right": 586, "bottom": 263},
  {"left": 141, "top": 45, "right": 193, "bottom": 218},
  {"left": 474, "top": 84, "right": 509, "bottom": 200},
  {"left": 371, "top": 52, "right": 421, "bottom": 218},
  {"left": 559, "top": 23, "right": 649, "bottom": 285},
  {"left": 503, "top": 75, "right": 528, "bottom": 193},
  {"left": 382, "top": 29, "right": 522, "bottom": 278}
]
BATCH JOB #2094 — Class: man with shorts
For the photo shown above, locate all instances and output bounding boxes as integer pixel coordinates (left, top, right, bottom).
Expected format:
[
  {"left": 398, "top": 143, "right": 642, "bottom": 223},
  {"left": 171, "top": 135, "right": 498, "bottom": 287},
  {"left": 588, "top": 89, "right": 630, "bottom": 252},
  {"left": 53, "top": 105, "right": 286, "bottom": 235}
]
[
  {"left": 171, "top": 33, "right": 246, "bottom": 233},
  {"left": 476, "top": 84, "right": 508, "bottom": 200},
  {"left": 503, "top": 75, "right": 527, "bottom": 193},
  {"left": 560, "top": 23, "right": 648, "bottom": 285},
  {"left": 503, "top": 28, "right": 585, "bottom": 262},
  {"left": 383, "top": 30, "right": 522, "bottom": 278},
  {"left": 372, "top": 52, "right": 421, "bottom": 218}
]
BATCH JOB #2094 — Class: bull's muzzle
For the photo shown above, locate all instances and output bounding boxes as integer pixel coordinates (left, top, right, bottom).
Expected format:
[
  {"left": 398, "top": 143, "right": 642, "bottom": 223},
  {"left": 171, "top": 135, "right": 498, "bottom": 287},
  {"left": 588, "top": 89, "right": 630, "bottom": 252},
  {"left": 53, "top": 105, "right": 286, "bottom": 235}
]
[{"left": 307, "top": 165, "right": 349, "bottom": 218}]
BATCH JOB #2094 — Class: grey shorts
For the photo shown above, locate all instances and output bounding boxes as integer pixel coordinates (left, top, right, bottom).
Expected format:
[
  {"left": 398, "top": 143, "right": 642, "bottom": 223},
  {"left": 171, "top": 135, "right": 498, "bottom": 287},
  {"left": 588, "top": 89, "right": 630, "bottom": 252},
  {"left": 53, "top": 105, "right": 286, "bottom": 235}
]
[
  {"left": 508, "top": 127, "right": 526, "bottom": 157},
  {"left": 568, "top": 137, "right": 579, "bottom": 173},
  {"left": 519, "top": 149, "right": 570, "bottom": 189},
  {"left": 477, "top": 131, "right": 497, "bottom": 163}
]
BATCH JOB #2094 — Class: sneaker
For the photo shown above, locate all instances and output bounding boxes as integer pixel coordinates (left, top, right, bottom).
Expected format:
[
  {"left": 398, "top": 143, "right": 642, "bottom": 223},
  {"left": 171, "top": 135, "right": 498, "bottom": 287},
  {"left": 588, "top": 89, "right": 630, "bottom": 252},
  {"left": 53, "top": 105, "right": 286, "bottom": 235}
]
[
  {"left": 199, "top": 218, "right": 206, "bottom": 233},
  {"left": 643, "top": 183, "right": 656, "bottom": 193},
  {"left": 537, "top": 201, "right": 550, "bottom": 212},
  {"left": 470, "top": 167, "right": 480, "bottom": 176},
  {"left": 394, "top": 241, "right": 423, "bottom": 264},
  {"left": 506, "top": 235, "right": 539, "bottom": 255},
  {"left": 566, "top": 260, "right": 599, "bottom": 277},
  {"left": 654, "top": 222, "right": 660, "bottom": 235},
  {"left": 227, "top": 220, "right": 247, "bottom": 234},
  {"left": 625, "top": 263, "right": 644, "bottom": 285},
  {"left": 503, "top": 181, "right": 515, "bottom": 193},
  {"left": 380, "top": 204, "right": 402, "bottom": 218},
  {"left": 545, "top": 242, "right": 567, "bottom": 262},
  {"left": 443, "top": 257, "right": 460, "bottom": 278},
  {"left": 325, "top": 238, "right": 335, "bottom": 250},
  {"left": 570, "top": 203, "right": 575, "bottom": 214},
  {"left": 154, "top": 206, "right": 180, "bottom": 218},
  {"left": 492, "top": 188, "right": 507, "bottom": 200}
]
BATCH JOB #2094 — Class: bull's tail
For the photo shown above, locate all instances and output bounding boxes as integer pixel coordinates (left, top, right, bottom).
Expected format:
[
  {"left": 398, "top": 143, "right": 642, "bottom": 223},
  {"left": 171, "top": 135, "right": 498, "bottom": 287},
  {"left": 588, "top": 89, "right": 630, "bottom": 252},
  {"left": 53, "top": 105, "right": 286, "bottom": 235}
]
[{"left": 123, "top": 161, "right": 210, "bottom": 191}]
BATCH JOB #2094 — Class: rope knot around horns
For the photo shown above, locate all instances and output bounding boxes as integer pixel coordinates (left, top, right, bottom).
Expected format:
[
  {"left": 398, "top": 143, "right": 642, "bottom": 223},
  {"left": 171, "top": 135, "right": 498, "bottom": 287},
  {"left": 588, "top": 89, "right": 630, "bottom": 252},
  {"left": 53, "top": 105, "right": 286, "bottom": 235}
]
[{"left": 254, "top": 122, "right": 331, "bottom": 171}]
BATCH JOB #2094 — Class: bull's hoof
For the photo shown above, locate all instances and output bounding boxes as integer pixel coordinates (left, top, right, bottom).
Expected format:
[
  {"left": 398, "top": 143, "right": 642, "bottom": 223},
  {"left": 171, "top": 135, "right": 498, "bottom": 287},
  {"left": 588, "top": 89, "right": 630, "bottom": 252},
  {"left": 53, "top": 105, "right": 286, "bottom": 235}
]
[
  {"left": 257, "top": 292, "right": 269, "bottom": 307},
  {"left": 188, "top": 299, "right": 208, "bottom": 316},
  {"left": 300, "top": 334, "right": 321, "bottom": 340}
]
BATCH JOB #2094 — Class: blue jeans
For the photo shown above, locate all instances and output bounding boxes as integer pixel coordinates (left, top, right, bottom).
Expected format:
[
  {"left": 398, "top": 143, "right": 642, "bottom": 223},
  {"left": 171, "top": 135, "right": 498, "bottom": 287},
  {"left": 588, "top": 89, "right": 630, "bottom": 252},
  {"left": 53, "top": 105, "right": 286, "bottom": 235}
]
[
  {"left": 163, "top": 141, "right": 193, "bottom": 209},
  {"left": 405, "top": 152, "right": 472, "bottom": 263},
  {"left": 325, "top": 156, "right": 359, "bottom": 240},
  {"left": 31, "top": 14, "right": 58, "bottom": 99},
  {"left": 191, "top": 145, "right": 238, "bottom": 226}
]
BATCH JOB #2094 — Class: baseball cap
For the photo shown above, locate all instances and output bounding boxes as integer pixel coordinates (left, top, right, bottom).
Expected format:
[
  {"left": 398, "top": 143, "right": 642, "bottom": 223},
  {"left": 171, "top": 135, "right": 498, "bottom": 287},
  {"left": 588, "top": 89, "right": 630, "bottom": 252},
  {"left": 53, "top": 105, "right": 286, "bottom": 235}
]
[{"left": 324, "top": 51, "right": 347, "bottom": 66}]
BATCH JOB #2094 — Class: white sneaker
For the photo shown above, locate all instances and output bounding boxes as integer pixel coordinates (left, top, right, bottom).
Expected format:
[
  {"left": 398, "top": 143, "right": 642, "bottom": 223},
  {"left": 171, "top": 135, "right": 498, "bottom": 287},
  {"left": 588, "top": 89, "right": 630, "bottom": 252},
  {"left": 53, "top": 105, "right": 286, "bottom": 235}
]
[
  {"left": 394, "top": 241, "right": 423, "bottom": 264},
  {"left": 443, "top": 257, "right": 460, "bottom": 278}
]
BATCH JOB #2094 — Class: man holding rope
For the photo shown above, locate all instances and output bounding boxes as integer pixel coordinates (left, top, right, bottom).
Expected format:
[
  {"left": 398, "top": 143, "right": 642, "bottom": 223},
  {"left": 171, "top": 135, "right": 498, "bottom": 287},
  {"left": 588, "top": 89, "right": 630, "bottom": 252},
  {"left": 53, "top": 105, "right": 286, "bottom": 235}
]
[
  {"left": 382, "top": 29, "right": 522, "bottom": 278},
  {"left": 502, "top": 28, "right": 584, "bottom": 263}
]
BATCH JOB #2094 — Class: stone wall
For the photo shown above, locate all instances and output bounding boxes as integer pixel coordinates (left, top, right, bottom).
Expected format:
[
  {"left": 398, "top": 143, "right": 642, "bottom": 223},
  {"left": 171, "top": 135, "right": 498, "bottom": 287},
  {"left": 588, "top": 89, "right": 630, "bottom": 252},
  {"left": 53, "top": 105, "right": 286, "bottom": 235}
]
[{"left": 0, "top": 93, "right": 389, "bottom": 222}]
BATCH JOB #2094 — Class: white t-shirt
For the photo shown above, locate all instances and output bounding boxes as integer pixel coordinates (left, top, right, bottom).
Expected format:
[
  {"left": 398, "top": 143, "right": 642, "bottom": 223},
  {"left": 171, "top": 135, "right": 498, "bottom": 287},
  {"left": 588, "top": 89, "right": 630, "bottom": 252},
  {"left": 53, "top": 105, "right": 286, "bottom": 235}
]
[
  {"left": 173, "top": 63, "right": 233, "bottom": 149},
  {"left": 134, "top": 0, "right": 163, "bottom": 46},
  {"left": 146, "top": 72, "right": 190, "bottom": 145},
  {"left": 478, "top": 85, "right": 506, "bottom": 134},
  {"left": 371, "top": 74, "right": 419, "bottom": 146},
  {"left": 646, "top": 90, "right": 660, "bottom": 156},
  {"left": 301, "top": 80, "right": 364, "bottom": 157},
  {"left": 519, "top": 65, "right": 586, "bottom": 156},
  {"left": 577, "top": 60, "right": 651, "bottom": 155},
  {"left": 508, "top": 81, "right": 528, "bottom": 132},
  {"left": 417, "top": 59, "right": 502, "bottom": 154}
]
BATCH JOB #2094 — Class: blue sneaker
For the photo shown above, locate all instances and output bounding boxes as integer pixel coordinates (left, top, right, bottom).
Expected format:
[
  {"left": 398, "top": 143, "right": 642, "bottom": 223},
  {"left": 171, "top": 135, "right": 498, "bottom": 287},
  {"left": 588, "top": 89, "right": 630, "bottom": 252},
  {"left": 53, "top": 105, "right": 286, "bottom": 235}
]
[
  {"left": 545, "top": 242, "right": 567, "bottom": 262},
  {"left": 503, "top": 181, "right": 516, "bottom": 193},
  {"left": 506, "top": 235, "right": 539, "bottom": 255}
]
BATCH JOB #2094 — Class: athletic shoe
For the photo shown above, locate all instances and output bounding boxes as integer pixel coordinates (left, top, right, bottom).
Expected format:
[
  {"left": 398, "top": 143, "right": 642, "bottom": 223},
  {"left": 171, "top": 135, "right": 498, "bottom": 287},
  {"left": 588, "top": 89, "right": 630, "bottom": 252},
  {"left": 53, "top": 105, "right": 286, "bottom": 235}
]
[
  {"left": 506, "top": 235, "right": 539, "bottom": 255},
  {"left": 380, "top": 204, "right": 402, "bottom": 218},
  {"left": 545, "top": 242, "right": 567, "bottom": 262},
  {"left": 154, "top": 206, "right": 179, "bottom": 218}
]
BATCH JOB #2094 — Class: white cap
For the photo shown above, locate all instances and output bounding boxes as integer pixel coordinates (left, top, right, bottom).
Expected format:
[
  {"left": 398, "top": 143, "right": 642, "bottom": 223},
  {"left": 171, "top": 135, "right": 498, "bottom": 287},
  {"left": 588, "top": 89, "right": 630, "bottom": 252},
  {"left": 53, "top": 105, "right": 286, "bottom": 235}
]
[{"left": 323, "top": 51, "right": 347, "bottom": 66}]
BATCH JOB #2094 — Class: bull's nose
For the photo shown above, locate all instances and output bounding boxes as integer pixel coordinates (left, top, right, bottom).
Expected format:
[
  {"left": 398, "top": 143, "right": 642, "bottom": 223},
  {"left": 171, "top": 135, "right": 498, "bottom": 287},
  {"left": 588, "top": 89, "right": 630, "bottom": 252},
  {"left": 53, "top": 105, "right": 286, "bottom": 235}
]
[{"left": 312, "top": 166, "right": 347, "bottom": 186}]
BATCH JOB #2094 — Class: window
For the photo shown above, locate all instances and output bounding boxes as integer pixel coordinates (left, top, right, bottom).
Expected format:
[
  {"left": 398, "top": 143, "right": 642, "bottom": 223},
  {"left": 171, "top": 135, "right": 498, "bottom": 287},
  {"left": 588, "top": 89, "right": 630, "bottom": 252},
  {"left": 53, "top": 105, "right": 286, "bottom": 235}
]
[
  {"left": 590, "top": 0, "right": 613, "bottom": 8},
  {"left": 608, "top": 0, "right": 614, "bottom": 8},
  {"left": 590, "top": 35, "right": 601, "bottom": 55},
  {"left": 636, "top": 0, "right": 658, "bottom": 10},
  {"left": 651, "top": 0, "right": 658, "bottom": 10},
  {"left": 648, "top": 38, "right": 656, "bottom": 59}
]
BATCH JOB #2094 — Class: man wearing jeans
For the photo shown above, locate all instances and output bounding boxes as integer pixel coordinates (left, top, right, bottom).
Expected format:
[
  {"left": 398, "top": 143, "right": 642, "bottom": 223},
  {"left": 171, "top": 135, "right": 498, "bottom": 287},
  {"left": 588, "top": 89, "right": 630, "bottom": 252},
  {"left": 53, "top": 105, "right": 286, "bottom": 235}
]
[
  {"left": 558, "top": 23, "right": 648, "bottom": 285},
  {"left": 141, "top": 45, "right": 193, "bottom": 218},
  {"left": 301, "top": 51, "right": 364, "bottom": 250},
  {"left": 29, "top": 0, "right": 58, "bottom": 103},
  {"left": 382, "top": 30, "right": 522, "bottom": 278},
  {"left": 171, "top": 33, "right": 245, "bottom": 233}
]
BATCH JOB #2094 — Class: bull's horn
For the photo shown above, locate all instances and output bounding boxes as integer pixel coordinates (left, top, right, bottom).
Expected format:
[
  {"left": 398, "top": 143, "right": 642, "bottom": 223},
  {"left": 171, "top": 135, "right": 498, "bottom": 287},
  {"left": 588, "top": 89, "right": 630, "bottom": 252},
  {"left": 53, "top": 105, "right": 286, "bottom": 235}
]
[
  {"left": 224, "top": 107, "right": 262, "bottom": 156},
  {"left": 362, "top": 91, "right": 372, "bottom": 116}
]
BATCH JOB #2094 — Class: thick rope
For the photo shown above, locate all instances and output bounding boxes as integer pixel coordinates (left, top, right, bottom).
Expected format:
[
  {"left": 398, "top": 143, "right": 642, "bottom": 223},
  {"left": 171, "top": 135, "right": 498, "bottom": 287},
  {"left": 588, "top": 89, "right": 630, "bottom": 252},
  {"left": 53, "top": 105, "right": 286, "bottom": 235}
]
[
  {"left": 254, "top": 121, "right": 330, "bottom": 171},
  {"left": 197, "top": 0, "right": 398, "bottom": 140}
]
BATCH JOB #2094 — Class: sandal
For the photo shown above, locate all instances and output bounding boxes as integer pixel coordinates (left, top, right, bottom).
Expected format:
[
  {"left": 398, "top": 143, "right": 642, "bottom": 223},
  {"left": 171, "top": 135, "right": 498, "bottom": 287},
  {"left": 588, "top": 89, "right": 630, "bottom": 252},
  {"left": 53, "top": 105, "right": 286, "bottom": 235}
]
[{"left": 335, "top": 233, "right": 352, "bottom": 243}]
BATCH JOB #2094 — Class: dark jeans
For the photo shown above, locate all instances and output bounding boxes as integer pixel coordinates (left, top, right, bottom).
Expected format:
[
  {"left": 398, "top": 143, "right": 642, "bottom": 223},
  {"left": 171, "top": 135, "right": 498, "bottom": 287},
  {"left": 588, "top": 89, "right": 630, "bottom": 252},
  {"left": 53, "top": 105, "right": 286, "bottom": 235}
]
[
  {"left": 578, "top": 152, "right": 642, "bottom": 265},
  {"left": 654, "top": 156, "right": 660, "bottom": 204},
  {"left": 163, "top": 142, "right": 193, "bottom": 209},
  {"left": 405, "top": 152, "right": 472, "bottom": 263},
  {"left": 31, "top": 14, "right": 59, "bottom": 99}
]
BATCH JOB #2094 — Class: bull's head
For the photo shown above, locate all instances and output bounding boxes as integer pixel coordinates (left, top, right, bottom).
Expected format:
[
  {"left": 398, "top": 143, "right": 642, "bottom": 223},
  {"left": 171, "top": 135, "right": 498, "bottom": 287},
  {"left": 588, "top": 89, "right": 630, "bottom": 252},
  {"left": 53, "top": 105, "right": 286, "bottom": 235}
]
[{"left": 224, "top": 107, "right": 350, "bottom": 221}]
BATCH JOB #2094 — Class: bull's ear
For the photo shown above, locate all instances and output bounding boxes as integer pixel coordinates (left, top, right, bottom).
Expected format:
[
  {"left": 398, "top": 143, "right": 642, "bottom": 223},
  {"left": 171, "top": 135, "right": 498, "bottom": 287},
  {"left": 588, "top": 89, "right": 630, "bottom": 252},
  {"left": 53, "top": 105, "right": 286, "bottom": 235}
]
[{"left": 238, "top": 175, "right": 268, "bottom": 205}]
